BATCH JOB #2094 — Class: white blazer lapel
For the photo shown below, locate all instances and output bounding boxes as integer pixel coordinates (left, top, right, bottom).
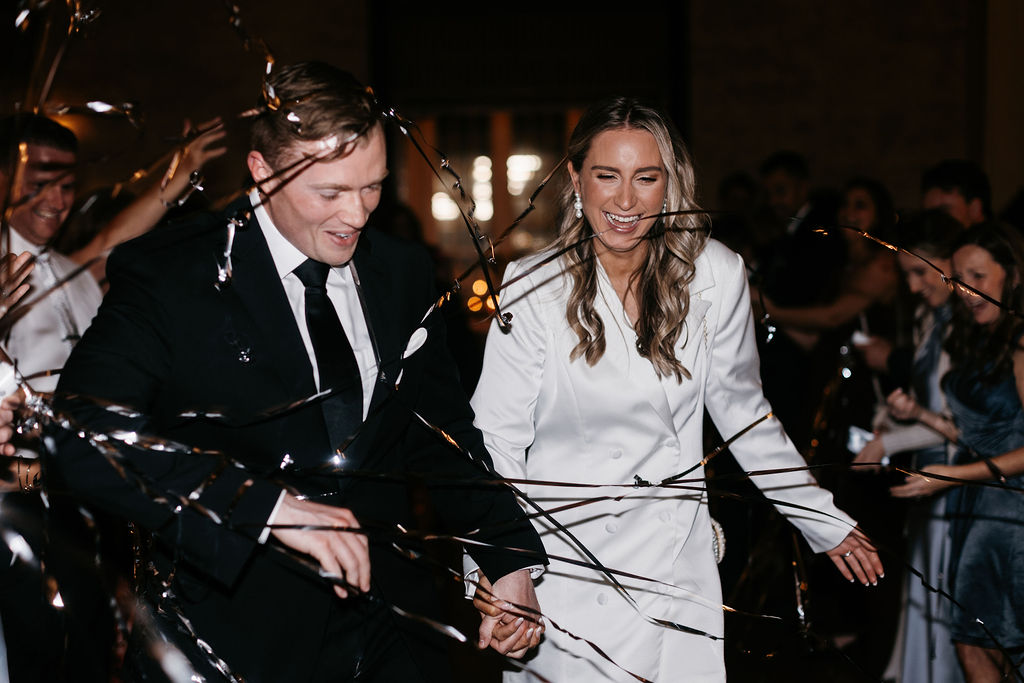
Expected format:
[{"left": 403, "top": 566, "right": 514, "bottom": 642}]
[{"left": 675, "top": 259, "right": 716, "bottom": 372}]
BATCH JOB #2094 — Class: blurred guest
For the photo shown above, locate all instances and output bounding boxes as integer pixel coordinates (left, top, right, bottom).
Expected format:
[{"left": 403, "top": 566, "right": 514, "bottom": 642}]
[
  {"left": 754, "top": 177, "right": 898, "bottom": 452},
  {"left": 755, "top": 177, "right": 898, "bottom": 335},
  {"left": 889, "top": 222, "right": 1024, "bottom": 681},
  {"left": 712, "top": 171, "right": 757, "bottom": 261},
  {"left": 0, "top": 112, "right": 224, "bottom": 682},
  {"left": 752, "top": 152, "right": 844, "bottom": 449},
  {"left": 921, "top": 159, "right": 991, "bottom": 228},
  {"left": 853, "top": 210, "right": 965, "bottom": 683},
  {"left": 0, "top": 113, "right": 226, "bottom": 393}
]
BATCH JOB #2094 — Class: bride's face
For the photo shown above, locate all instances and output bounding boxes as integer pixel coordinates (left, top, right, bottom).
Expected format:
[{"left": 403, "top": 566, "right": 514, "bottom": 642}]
[{"left": 569, "top": 127, "right": 667, "bottom": 256}]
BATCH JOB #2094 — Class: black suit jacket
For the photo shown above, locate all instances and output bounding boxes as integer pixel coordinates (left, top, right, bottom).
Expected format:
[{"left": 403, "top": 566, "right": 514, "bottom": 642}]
[{"left": 53, "top": 199, "right": 545, "bottom": 681}]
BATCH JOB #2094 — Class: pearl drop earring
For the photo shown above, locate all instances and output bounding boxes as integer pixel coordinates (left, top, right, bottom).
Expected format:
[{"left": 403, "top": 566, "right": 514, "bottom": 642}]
[{"left": 574, "top": 191, "right": 583, "bottom": 220}]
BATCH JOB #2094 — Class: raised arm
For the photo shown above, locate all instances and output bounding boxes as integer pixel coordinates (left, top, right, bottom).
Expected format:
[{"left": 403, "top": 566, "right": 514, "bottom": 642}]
[{"left": 69, "top": 119, "right": 226, "bottom": 278}]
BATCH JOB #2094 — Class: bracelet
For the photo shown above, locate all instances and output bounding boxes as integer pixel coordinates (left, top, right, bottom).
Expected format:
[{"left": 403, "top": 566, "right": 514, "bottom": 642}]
[{"left": 981, "top": 456, "right": 1009, "bottom": 485}]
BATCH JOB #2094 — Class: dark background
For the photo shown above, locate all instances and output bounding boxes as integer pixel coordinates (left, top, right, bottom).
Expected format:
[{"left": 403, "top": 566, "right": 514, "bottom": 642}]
[{"left": 2, "top": 1, "right": 1020, "bottom": 238}]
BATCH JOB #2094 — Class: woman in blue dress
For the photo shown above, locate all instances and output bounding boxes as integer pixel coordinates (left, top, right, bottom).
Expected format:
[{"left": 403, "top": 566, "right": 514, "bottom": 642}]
[
  {"left": 856, "top": 209, "right": 965, "bottom": 683},
  {"left": 890, "top": 221, "right": 1024, "bottom": 681}
]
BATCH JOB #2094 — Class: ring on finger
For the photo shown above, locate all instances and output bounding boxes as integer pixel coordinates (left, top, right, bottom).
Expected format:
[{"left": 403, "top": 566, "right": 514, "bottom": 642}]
[{"left": 843, "top": 550, "right": 852, "bottom": 558}]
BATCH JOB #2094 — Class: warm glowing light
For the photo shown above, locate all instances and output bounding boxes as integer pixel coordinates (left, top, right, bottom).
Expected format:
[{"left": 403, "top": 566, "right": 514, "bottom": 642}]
[
  {"left": 471, "top": 156, "right": 494, "bottom": 221},
  {"left": 472, "top": 181, "right": 492, "bottom": 201},
  {"left": 472, "top": 159, "right": 493, "bottom": 182},
  {"left": 485, "top": 295, "right": 497, "bottom": 311},
  {"left": 471, "top": 279, "right": 488, "bottom": 296},
  {"left": 467, "top": 296, "right": 483, "bottom": 312},
  {"left": 507, "top": 154, "right": 542, "bottom": 196},
  {"left": 431, "top": 192, "right": 460, "bottom": 221},
  {"left": 474, "top": 199, "right": 493, "bottom": 221}
]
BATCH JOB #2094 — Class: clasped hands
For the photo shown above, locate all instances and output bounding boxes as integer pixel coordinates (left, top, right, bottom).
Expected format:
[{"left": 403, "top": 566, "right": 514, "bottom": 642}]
[{"left": 473, "top": 569, "right": 543, "bottom": 658}]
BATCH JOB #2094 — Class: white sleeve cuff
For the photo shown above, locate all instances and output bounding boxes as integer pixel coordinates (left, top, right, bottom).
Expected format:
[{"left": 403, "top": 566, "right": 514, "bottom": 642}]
[
  {"left": 461, "top": 556, "right": 545, "bottom": 599},
  {"left": 258, "top": 491, "right": 287, "bottom": 544},
  {"left": 0, "top": 362, "right": 17, "bottom": 398}
]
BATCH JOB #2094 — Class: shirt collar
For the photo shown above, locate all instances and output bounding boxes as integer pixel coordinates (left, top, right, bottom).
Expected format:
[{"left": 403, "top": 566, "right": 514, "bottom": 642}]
[
  {"left": 251, "top": 189, "right": 307, "bottom": 280},
  {"left": 8, "top": 227, "right": 43, "bottom": 257}
]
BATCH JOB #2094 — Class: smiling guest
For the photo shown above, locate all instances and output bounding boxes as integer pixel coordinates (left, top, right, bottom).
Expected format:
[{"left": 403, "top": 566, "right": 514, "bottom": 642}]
[
  {"left": 470, "top": 97, "right": 882, "bottom": 682},
  {"left": 852, "top": 209, "right": 965, "bottom": 683},
  {"left": 888, "top": 222, "right": 1024, "bottom": 681}
]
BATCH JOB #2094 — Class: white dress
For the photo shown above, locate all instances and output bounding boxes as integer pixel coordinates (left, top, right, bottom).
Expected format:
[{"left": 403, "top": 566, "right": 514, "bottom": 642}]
[{"left": 471, "top": 239, "right": 855, "bottom": 682}]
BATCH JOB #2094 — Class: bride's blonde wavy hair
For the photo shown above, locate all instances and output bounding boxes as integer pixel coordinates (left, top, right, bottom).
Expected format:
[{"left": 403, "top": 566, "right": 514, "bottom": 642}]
[{"left": 552, "top": 97, "right": 708, "bottom": 382}]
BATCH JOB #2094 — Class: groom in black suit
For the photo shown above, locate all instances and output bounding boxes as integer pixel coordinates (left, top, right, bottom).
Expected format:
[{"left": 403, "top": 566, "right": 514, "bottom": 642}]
[{"left": 53, "top": 62, "right": 544, "bottom": 681}]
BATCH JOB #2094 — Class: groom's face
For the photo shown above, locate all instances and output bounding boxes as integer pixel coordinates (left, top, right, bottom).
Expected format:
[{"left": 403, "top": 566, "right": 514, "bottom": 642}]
[{"left": 248, "top": 124, "right": 388, "bottom": 266}]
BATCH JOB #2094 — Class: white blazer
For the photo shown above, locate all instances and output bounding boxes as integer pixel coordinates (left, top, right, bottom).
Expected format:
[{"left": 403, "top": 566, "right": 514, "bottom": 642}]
[{"left": 471, "top": 239, "right": 855, "bottom": 682}]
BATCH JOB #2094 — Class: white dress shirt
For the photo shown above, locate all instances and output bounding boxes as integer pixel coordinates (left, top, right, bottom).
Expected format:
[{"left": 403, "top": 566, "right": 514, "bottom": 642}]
[
  {"left": 4, "top": 228, "right": 103, "bottom": 395},
  {"left": 252, "top": 191, "right": 377, "bottom": 417}
]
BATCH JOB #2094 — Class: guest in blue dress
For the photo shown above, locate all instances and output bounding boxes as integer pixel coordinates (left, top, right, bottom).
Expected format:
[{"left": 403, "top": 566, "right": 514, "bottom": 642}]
[
  {"left": 890, "top": 222, "right": 1024, "bottom": 681},
  {"left": 856, "top": 210, "right": 965, "bottom": 683}
]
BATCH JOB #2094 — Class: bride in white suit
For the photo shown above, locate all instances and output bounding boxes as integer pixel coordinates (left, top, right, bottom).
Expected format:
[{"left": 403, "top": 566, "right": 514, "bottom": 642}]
[{"left": 469, "top": 98, "right": 883, "bottom": 681}]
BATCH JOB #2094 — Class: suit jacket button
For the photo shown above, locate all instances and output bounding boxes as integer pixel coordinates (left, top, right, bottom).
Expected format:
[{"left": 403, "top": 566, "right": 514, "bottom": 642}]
[
  {"left": 605, "top": 522, "right": 618, "bottom": 533},
  {"left": 610, "top": 449, "right": 622, "bottom": 459},
  {"left": 596, "top": 593, "right": 608, "bottom": 605}
]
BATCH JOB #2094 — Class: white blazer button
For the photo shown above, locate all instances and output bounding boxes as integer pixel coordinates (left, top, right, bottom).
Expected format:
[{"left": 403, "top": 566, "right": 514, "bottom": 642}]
[
  {"left": 610, "top": 449, "right": 622, "bottom": 459},
  {"left": 605, "top": 522, "right": 618, "bottom": 533},
  {"left": 663, "top": 439, "right": 678, "bottom": 449},
  {"left": 596, "top": 593, "right": 608, "bottom": 605}
]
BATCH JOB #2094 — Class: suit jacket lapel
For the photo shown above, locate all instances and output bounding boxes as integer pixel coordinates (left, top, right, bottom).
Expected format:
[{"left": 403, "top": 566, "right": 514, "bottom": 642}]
[
  {"left": 352, "top": 233, "right": 401, "bottom": 413},
  {"left": 222, "top": 199, "right": 319, "bottom": 405}
]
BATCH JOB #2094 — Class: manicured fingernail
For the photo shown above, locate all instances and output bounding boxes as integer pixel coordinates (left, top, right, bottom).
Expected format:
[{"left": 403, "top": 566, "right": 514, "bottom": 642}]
[
  {"left": 515, "top": 617, "right": 524, "bottom": 626},
  {"left": 526, "top": 628, "right": 535, "bottom": 639},
  {"left": 879, "top": 573, "right": 885, "bottom": 578}
]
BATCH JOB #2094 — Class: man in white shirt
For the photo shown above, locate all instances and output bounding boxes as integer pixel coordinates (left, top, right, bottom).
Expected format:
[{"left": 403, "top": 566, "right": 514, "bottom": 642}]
[
  {"left": 0, "top": 115, "right": 103, "bottom": 395},
  {"left": 0, "top": 114, "right": 113, "bottom": 683}
]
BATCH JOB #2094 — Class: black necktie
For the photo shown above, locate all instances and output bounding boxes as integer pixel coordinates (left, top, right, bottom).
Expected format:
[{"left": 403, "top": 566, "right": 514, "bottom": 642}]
[{"left": 293, "top": 258, "right": 363, "bottom": 451}]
